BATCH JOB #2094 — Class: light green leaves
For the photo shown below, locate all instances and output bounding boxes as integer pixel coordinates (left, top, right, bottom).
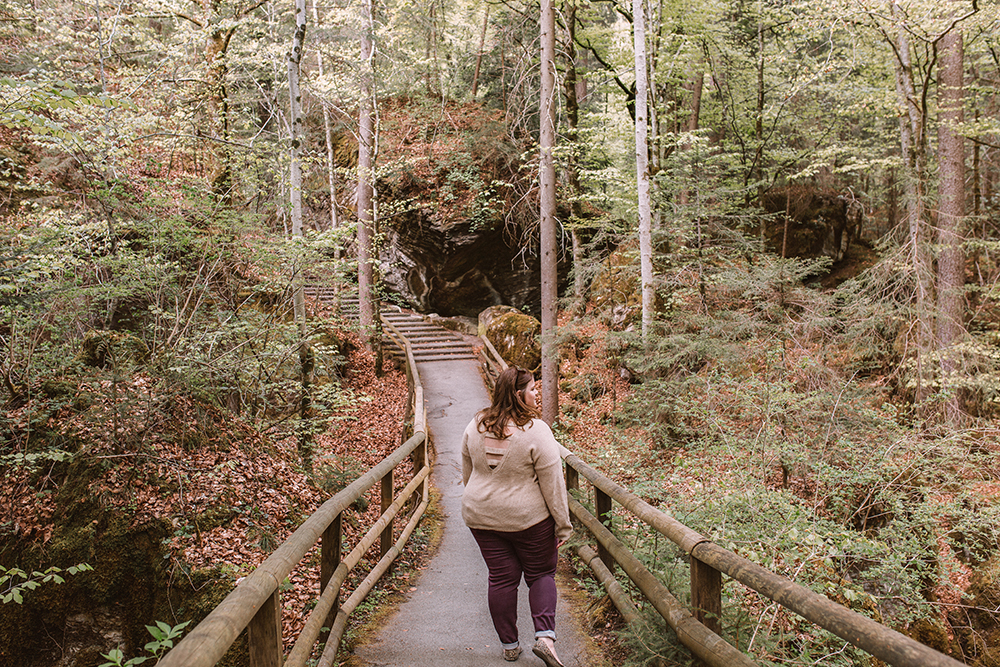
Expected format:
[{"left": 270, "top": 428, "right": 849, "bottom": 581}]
[
  {"left": 0, "top": 563, "right": 94, "bottom": 604},
  {"left": 0, "top": 78, "right": 135, "bottom": 144}
]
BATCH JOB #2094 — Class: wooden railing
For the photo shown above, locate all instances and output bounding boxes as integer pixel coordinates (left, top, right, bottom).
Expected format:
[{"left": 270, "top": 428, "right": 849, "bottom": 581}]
[
  {"left": 478, "top": 338, "right": 963, "bottom": 667},
  {"left": 160, "top": 319, "right": 428, "bottom": 667}
]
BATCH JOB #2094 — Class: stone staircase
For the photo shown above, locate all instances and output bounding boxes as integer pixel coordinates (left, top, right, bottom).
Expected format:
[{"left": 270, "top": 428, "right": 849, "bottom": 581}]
[{"left": 306, "top": 287, "right": 478, "bottom": 363}]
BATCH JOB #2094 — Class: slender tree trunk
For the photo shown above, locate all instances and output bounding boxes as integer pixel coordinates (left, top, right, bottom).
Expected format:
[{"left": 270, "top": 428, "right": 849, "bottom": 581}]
[
  {"left": 892, "top": 2, "right": 931, "bottom": 407},
  {"left": 357, "top": 0, "right": 377, "bottom": 348},
  {"left": 678, "top": 65, "right": 703, "bottom": 207},
  {"left": 287, "top": 0, "right": 312, "bottom": 467},
  {"left": 633, "top": 0, "right": 653, "bottom": 340},
  {"left": 688, "top": 67, "right": 704, "bottom": 134},
  {"left": 539, "top": 0, "right": 558, "bottom": 425},
  {"left": 471, "top": 5, "right": 489, "bottom": 98},
  {"left": 288, "top": 0, "right": 307, "bottom": 336},
  {"left": 312, "top": 0, "right": 339, "bottom": 235},
  {"left": 564, "top": 0, "right": 586, "bottom": 311},
  {"left": 748, "top": 20, "right": 765, "bottom": 210},
  {"left": 936, "top": 23, "right": 966, "bottom": 424}
]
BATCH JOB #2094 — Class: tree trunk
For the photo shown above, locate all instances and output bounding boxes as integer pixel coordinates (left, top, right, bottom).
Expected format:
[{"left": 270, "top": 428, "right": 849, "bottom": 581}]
[
  {"left": 936, "top": 23, "right": 966, "bottom": 425},
  {"left": 312, "top": 0, "right": 339, "bottom": 235},
  {"left": 539, "top": 0, "right": 558, "bottom": 425},
  {"left": 288, "top": 0, "right": 307, "bottom": 336},
  {"left": 891, "top": 2, "right": 932, "bottom": 408},
  {"left": 564, "top": 0, "right": 586, "bottom": 311},
  {"left": 287, "top": 0, "right": 311, "bottom": 467},
  {"left": 748, "top": 20, "right": 765, "bottom": 209},
  {"left": 678, "top": 65, "right": 703, "bottom": 207},
  {"left": 471, "top": 5, "right": 489, "bottom": 98},
  {"left": 633, "top": 0, "right": 653, "bottom": 340},
  {"left": 357, "top": 0, "right": 377, "bottom": 348}
]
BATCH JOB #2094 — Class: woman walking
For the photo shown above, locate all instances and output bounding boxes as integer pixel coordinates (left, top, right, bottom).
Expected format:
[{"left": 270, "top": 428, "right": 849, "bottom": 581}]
[{"left": 461, "top": 366, "right": 572, "bottom": 666}]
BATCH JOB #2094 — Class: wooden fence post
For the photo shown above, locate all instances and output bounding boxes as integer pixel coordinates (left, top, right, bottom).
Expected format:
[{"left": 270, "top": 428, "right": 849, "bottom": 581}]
[
  {"left": 321, "top": 513, "right": 342, "bottom": 626},
  {"left": 248, "top": 589, "right": 282, "bottom": 667},
  {"left": 381, "top": 469, "right": 393, "bottom": 557},
  {"left": 595, "top": 487, "right": 614, "bottom": 571},
  {"left": 411, "top": 439, "right": 426, "bottom": 502},
  {"left": 690, "top": 555, "right": 722, "bottom": 636},
  {"left": 565, "top": 464, "right": 578, "bottom": 494}
]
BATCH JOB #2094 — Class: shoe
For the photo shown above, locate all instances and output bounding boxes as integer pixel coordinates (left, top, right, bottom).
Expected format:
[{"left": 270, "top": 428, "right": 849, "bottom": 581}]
[
  {"left": 503, "top": 646, "right": 522, "bottom": 662},
  {"left": 532, "top": 640, "right": 564, "bottom": 667}
]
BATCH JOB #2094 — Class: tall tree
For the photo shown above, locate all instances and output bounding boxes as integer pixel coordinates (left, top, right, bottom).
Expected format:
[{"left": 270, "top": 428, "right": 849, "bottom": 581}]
[
  {"left": 287, "top": 0, "right": 312, "bottom": 467},
  {"left": 288, "top": 0, "right": 307, "bottom": 335},
  {"left": 312, "top": 0, "right": 340, "bottom": 234},
  {"left": 936, "top": 18, "right": 966, "bottom": 424},
  {"left": 357, "top": 0, "right": 377, "bottom": 349},
  {"left": 539, "top": 0, "right": 558, "bottom": 425},
  {"left": 563, "top": 0, "right": 587, "bottom": 310},
  {"left": 633, "top": 0, "right": 653, "bottom": 340}
]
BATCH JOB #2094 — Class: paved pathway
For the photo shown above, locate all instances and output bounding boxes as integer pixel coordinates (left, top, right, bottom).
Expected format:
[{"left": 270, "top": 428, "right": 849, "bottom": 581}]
[{"left": 353, "top": 353, "right": 593, "bottom": 666}]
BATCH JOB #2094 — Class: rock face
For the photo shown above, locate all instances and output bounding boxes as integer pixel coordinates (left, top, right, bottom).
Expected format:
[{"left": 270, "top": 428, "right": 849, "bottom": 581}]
[
  {"left": 484, "top": 310, "right": 541, "bottom": 371},
  {"left": 760, "top": 186, "right": 861, "bottom": 262},
  {"left": 380, "top": 215, "right": 545, "bottom": 318}
]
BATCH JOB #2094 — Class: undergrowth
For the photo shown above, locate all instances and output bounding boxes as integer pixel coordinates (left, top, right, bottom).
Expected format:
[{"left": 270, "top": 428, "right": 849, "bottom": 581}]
[{"left": 559, "top": 250, "right": 1000, "bottom": 666}]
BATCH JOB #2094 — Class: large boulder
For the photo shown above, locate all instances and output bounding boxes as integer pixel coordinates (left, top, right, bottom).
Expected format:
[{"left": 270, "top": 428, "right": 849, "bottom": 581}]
[
  {"left": 761, "top": 186, "right": 860, "bottom": 262},
  {"left": 484, "top": 310, "right": 541, "bottom": 371},
  {"left": 589, "top": 242, "right": 640, "bottom": 330},
  {"left": 759, "top": 186, "right": 860, "bottom": 262},
  {"left": 478, "top": 304, "right": 521, "bottom": 336}
]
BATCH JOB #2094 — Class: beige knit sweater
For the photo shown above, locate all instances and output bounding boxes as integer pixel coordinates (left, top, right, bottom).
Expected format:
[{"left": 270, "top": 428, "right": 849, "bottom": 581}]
[{"left": 461, "top": 417, "right": 572, "bottom": 543}]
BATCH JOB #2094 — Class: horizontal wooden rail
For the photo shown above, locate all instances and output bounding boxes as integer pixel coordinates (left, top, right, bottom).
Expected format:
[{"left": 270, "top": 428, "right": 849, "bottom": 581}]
[
  {"left": 562, "top": 451, "right": 966, "bottom": 667},
  {"left": 160, "top": 309, "right": 430, "bottom": 667},
  {"left": 569, "top": 497, "right": 756, "bottom": 666}
]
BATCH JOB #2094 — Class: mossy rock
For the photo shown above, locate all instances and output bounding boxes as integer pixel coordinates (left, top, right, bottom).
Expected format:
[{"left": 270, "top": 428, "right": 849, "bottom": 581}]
[
  {"left": 906, "top": 618, "right": 952, "bottom": 654},
  {"left": 590, "top": 243, "right": 640, "bottom": 314},
  {"left": 478, "top": 305, "right": 521, "bottom": 337},
  {"left": 485, "top": 311, "right": 541, "bottom": 371},
  {"left": 78, "top": 330, "right": 150, "bottom": 368},
  {"left": 195, "top": 505, "right": 239, "bottom": 532}
]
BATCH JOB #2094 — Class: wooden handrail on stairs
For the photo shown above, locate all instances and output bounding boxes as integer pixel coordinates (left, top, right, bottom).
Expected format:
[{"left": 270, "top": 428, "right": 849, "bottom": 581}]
[
  {"left": 477, "top": 338, "right": 961, "bottom": 666},
  {"left": 159, "top": 320, "right": 428, "bottom": 667}
]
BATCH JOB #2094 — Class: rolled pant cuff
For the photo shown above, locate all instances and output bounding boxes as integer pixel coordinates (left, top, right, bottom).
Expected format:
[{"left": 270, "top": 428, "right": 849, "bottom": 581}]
[
  {"left": 534, "top": 630, "right": 556, "bottom": 640},
  {"left": 501, "top": 641, "right": 520, "bottom": 650}
]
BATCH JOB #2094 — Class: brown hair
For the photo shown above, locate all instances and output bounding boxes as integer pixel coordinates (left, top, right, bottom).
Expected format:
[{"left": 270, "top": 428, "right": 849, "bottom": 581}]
[{"left": 477, "top": 366, "right": 538, "bottom": 439}]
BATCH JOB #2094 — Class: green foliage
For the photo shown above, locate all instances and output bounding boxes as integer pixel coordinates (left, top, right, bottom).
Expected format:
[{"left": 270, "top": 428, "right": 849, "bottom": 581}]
[
  {"left": 0, "top": 77, "right": 131, "bottom": 145},
  {"left": 98, "top": 620, "right": 191, "bottom": 667},
  {"left": 0, "top": 563, "right": 93, "bottom": 604}
]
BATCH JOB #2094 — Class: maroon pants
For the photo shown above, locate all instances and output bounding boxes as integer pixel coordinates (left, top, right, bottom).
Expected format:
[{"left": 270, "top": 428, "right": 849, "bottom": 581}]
[{"left": 470, "top": 516, "right": 558, "bottom": 646}]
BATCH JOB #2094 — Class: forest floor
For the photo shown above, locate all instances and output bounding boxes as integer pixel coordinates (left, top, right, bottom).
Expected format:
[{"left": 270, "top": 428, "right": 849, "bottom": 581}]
[{"left": 0, "top": 324, "right": 432, "bottom": 654}]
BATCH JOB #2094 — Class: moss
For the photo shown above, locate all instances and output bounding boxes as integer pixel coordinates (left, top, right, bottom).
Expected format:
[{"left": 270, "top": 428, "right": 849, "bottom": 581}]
[
  {"left": 195, "top": 505, "right": 238, "bottom": 532},
  {"left": 0, "top": 511, "right": 172, "bottom": 666},
  {"left": 168, "top": 565, "right": 247, "bottom": 667},
  {"left": 485, "top": 312, "right": 541, "bottom": 370}
]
